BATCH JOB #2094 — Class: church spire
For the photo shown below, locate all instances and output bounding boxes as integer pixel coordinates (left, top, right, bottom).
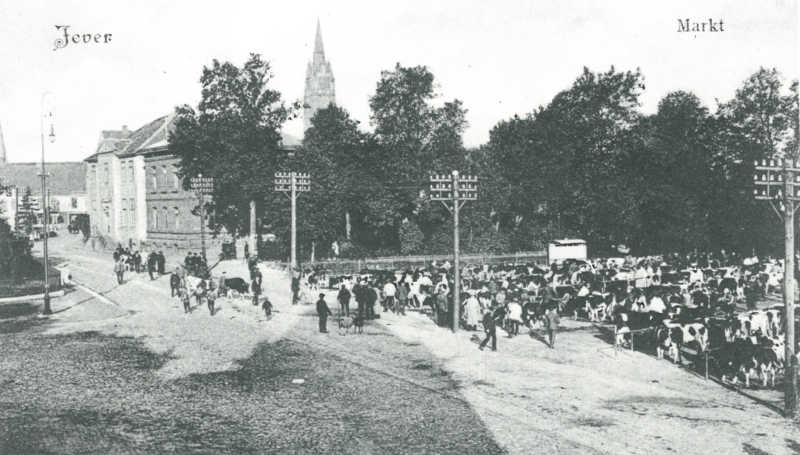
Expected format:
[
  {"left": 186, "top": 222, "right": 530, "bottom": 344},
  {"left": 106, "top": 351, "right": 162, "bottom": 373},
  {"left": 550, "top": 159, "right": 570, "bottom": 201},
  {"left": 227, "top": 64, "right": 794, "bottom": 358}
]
[{"left": 313, "top": 20, "right": 325, "bottom": 64}]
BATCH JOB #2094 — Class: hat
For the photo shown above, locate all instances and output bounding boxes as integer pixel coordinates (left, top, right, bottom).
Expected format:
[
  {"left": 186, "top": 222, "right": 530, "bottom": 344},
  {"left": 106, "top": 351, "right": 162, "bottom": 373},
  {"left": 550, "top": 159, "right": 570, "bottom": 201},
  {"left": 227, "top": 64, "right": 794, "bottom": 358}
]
[{"left": 319, "top": 293, "right": 325, "bottom": 298}]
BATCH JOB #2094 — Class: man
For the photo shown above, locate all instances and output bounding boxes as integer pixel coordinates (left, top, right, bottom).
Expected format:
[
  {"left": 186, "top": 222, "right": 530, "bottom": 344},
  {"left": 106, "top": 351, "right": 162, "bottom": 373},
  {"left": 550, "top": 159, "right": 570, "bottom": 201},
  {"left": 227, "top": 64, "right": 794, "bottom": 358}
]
[
  {"left": 195, "top": 278, "right": 206, "bottom": 306},
  {"left": 353, "top": 280, "right": 366, "bottom": 318},
  {"left": 291, "top": 274, "right": 301, "bottom": 305},
  {"left": 634, "top": 263, "right": 648, "bottom": 289},
  {"left": 207, "top": 284, "right": 216, "bottom": 315},
  {"left": 545, "top": 305, "right": 560, "bottom": 349},
  {"left": 244, "top": 242, "right": 250, "bottom": 264},
  {"left": 181, "top": 289, "right": 191, "bottom": 313},
  {"left": 114, "top": 258, "right": 125, "bottom": 285},
  {"left": 170, "top": 268, "right": 181, "bottom": 297},
  {"left": 383, "top": 280, "right": 397, "bottom": 313},
  {"left": 157, "top": 251, "right": 166, "bottom": 275},
  {"left": 435, "top": 288, "right": 448, "bottom": 327},
  {"left": 316, "top": 293, "right": 332, "bottom": 333},
  {"left": 396, "top": 282, "right": 408, "bottom": 316},
  {"left": 479, "top": 308, "right": 499, "bottom": 351},
  {"left": 217, "top": 272, "right": 227, "bottom": 298},
  {"left": 337, "top": 285, "right": 351, "bottom": 316},
  {"left": 252, "top": 272, "right": 262, "bottom": 307},
  {"left": 364, "top": 283, "right": 378, "bottom": 320},
  {"left": 147, "top": 252, "right": 157, "bottom": 280}
]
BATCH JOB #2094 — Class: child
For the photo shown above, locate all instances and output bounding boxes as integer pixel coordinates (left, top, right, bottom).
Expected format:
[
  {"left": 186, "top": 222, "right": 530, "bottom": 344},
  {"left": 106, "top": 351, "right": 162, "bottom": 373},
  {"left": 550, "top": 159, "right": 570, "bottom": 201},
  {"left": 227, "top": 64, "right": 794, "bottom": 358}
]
[
  {"left": 262, "top": 296, "right": 273, "bottom": 318},
  {"left": 181, "top": 290, "right": 191, "bottom": 313}
]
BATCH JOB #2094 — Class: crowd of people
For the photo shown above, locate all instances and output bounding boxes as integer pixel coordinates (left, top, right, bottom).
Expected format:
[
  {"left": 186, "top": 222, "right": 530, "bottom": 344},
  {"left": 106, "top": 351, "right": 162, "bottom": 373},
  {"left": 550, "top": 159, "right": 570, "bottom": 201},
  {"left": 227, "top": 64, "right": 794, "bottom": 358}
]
[{"left": 111, "top": 245, "right": 169, "bottom": 282}]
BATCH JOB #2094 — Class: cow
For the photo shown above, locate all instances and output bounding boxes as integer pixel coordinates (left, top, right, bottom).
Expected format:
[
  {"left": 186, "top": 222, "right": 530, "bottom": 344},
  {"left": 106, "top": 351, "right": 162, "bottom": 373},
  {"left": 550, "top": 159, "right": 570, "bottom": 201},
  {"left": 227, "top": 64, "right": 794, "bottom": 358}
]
[
  {"left": 732, "top": 311, "right": 770, "bottom": 338},
  {"left": 224, "top": 277, "right": 250, "bottom": 298},
  {"left": 658, "top": 321, "right": 708, "bottom": 364},
  {"left": 717, "top": 337, "right": 782, "bottom": 388},
  {"left": 584, "top": 292, "right": 609, "bottom": 322}
]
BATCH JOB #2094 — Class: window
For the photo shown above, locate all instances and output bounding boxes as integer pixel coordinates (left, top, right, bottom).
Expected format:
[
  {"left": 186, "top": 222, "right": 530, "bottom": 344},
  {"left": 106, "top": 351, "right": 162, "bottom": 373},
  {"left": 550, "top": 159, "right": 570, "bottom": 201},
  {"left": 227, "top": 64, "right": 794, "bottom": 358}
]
[
  {"left": 91, "top": 165, "right": 96, "bottom": 182},
  {"left": 129, "top": 161, "right": 135, "bottom": 182},
  {"left": 130, "top": 199, "right": 136, "bottom": 227},
  {"left": 152, "top": 207, "right": 158, "bottom": 230},
  {"left": 71, "top": 197, "right": 78, "bottom": 208},
  {"left": 121, "top": 200, "right": 128, "bottom": 227},
  {"left": 161, "top": 166, "right": 167, "bottom": 189},
  {"left": 171, "top": 165, "right": 180, "bottom": 189},
  {"left": 151, "top": 166, "right": 157, "bottom": 189},
  {"left": 174, "top": 207, "right": 179, "bottom": 230}
]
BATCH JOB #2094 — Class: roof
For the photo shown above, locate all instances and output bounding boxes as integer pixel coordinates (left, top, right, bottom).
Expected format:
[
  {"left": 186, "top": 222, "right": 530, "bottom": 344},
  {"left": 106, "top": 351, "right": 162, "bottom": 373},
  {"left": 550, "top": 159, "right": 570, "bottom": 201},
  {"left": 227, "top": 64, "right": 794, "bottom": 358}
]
[
  {"left": 551, "top": 239, "right": 586, "bottom": 246},
  {"left": 118, "top": 115, "right": 172, "bottom": 156},
  {"left": 0, "top": 162, "right": 87, "bottom": 195}
]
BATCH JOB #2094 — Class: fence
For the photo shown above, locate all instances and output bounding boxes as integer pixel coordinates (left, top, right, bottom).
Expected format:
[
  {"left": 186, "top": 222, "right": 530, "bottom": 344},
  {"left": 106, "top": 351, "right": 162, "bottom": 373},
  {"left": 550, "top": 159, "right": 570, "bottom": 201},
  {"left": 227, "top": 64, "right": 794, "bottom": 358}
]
[
  {"left": 298, "top": 251, "right": 547, "bottom": 276},
  {"left": 0, "top": 269, "right": 65, "bottom": 298}
]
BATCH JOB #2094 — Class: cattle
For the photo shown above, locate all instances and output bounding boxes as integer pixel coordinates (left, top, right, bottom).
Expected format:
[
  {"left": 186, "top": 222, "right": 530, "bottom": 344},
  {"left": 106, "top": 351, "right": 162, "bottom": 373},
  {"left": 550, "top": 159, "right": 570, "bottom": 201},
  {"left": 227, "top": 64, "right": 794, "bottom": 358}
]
[
  {"left": 732, "top": 311, "right": 770, "bottom": 338},
  {"left": 224, "top": 277, "right": 249, "bottom": 297},
  {"left": 658, "top": 321, "right": 708, "bottom": 364},
  {"left": 614, "top": 311, "right": 664, "bottom": 347},
  {"left": 338, "top": 316, "right": 354, "bottom": 335},
  {"left": 717, "top": 337, "right": 782, "bottom": 388},
  {"left": 584, "top": 293, "right": 610, "bottom": 322}
]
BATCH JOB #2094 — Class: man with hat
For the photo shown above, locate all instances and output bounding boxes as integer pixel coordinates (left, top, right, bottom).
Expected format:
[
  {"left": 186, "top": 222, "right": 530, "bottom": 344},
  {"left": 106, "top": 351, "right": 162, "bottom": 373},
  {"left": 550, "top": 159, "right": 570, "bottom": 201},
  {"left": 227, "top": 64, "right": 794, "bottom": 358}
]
[{"left": 316, "top": 293, "right": 332, "bottom": 333}]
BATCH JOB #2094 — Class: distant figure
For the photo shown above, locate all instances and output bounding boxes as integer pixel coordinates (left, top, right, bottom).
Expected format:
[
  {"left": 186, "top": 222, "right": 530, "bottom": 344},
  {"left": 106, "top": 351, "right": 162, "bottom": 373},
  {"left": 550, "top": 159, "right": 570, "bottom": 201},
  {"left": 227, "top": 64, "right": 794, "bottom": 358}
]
[
  {"left": 479, "top": 309, "right": 499, "bottom": 351},
  {"left": 217, "top": 271, "right": 227, "bottom": 298},
  {"left": 244, "top": 242, "right": 250, "bottom": 264},
  {"left": 181, "top": 290, "right": 191, "bottom": 313},
  {"left": 545, "top": 306, "right": 560, "bottom": 349},
  {"left": 207, "top": 284, "right": 216, "bottom": 315},
  {"left": 337, "top": 285, "right": 351, "bottom": 316},
  {"left": 170, "top": 268, "right": 181, "bottom": 297},
  {"left": 113, "top": 259, "right": 125, "bottom": 285},
  {"left": 262, "top": 296, "right": 273, "bottom": 318},
  {"left": 316, "top": 293, "right": 332, "bottom": 333},
  {"left": 157, "top": 251, "right": 166, "bottom": 275},
  {"left": 147, "top": 253, "right": 157, "bottom": 280},
  {"left": 291, "top": 275, "right": 301, "bottom": 305},
  {"left": 252, "top": 272, "right": 262, "bottom": 307}
]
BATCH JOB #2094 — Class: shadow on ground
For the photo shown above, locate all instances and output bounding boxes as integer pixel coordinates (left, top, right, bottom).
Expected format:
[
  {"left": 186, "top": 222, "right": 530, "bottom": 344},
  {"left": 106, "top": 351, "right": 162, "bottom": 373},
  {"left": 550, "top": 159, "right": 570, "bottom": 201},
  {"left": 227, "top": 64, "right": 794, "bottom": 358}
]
[{"left": 0, "top": 313, "right": 508, "bottom": 454}]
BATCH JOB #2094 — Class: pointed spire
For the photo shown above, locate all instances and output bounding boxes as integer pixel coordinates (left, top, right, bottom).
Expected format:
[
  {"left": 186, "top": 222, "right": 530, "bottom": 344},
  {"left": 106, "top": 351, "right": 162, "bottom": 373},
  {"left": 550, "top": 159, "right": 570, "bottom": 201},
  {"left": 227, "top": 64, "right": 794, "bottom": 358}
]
[
  {"left": 0, "top": 119, "right": 6, "bottom": 165},
  {"left": 313, "top": 20, "right": 325, "bottom": 64}
]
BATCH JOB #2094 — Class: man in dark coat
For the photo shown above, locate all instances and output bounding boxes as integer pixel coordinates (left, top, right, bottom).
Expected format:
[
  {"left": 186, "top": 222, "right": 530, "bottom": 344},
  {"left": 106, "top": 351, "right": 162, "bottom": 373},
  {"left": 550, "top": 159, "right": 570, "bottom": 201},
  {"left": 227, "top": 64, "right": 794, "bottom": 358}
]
[
  {"left": 479, "top": 309, "right": 499, "bottom": 351},
  {"left": 353, "top": 281, "right": 366, "bottom": 318},
  {"left": 435, "top": 289, "right": 448, "bottom": 327},
  {"left": 316, "top": 293, "right": 332, "bottom": 333},
  {"left": 364, "top": 285, "right": 377, "bottom": 320},
  {"left": 337, "top": 285, "right": 351, "bottom": 316},
  {"left": 252, "top": 272, "right": 262, "bottom": 306},
  {"left": 157, "top": 251, "right": 166, "bottom": 275},
  {"left": 147, "top": 252, "right": 157, "bottom": 280},
  {"left": 170, "top": 268, "right": 181, "bottom": 297},
  {"left": 291, "top": 275, "right": 301, "bottom": 305}
]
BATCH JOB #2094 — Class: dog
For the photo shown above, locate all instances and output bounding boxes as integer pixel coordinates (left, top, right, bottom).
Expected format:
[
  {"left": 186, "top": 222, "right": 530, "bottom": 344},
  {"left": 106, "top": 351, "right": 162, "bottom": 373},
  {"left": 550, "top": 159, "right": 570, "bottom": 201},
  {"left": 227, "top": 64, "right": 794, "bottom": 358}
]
[
  {"left": 338, "top": 316, "right": 354, "bottom": 335},
  {"left": 353, "top": 315, "right": 364, "bottom": 334}
]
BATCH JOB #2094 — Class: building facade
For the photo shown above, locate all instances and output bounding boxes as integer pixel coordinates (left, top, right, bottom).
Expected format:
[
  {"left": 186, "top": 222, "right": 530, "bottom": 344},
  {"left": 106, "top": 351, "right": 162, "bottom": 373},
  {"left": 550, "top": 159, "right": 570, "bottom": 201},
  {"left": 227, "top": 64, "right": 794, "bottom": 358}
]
[{"left": 303, "top": 21, "right": 336, "bottom": 132}]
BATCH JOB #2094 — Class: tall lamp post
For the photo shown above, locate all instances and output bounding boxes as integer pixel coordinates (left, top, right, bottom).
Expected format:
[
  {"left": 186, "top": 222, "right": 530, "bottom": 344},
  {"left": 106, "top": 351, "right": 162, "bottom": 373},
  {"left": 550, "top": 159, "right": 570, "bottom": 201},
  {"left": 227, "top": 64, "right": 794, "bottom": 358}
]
[
  {"left": 430, "top": 171, "right": 478, "bottom": 333},
  {"left": 40, "top": 93, "right": 56, "bottom": 315},
  {"left": 754, "top": 158, "right": 799, "bottom": 419}
]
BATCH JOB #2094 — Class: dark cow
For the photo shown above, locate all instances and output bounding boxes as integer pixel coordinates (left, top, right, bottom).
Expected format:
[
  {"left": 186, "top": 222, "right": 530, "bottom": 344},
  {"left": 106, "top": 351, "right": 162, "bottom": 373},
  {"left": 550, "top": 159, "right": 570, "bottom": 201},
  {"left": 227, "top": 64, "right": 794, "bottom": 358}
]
[{"left": 225, "top": 277, "right": 250, "bottom": 296}]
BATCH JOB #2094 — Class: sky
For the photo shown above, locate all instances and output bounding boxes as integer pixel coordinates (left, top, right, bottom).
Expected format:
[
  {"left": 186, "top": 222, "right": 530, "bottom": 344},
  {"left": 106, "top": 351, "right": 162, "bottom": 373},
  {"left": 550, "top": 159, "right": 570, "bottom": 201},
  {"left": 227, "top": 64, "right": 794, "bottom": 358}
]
[{"left": 0, "top": 0, "right": 797, "bottom": 163}]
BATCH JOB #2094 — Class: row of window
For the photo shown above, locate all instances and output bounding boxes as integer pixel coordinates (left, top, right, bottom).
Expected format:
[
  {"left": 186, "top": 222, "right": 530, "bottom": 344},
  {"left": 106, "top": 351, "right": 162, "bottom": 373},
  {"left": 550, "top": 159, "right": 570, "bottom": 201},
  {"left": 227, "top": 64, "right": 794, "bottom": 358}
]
[
  {"left": 151, "top": 165, "right": 180, "bottom": 191},
  {"left": 150, "top": 206, "right": 180, "bottom": 231}
]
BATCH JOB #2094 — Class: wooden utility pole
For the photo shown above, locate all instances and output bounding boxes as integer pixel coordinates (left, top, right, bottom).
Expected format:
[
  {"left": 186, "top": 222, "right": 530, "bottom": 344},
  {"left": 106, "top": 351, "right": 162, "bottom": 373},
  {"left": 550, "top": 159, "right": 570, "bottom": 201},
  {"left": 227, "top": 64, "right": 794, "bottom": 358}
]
[
  {"left": 755, "top": 158, "right": 798, "bottom": 419},
  {"left": 275, "top": 172, "right": 310, "bottom": 273},
  {"left": 190, "top": 175, "right": 214, "bottom": 264},
  {"left": 431, "top": 171, "right": 478, "bottom": 333}
]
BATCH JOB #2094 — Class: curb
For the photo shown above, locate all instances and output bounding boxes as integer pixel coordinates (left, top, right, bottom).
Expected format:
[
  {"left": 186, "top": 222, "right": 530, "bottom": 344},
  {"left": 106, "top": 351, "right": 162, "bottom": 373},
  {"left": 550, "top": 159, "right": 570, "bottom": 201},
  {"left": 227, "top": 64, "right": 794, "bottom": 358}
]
[{"left": 0, "top": 289, "right": 66, "bottom": 304}]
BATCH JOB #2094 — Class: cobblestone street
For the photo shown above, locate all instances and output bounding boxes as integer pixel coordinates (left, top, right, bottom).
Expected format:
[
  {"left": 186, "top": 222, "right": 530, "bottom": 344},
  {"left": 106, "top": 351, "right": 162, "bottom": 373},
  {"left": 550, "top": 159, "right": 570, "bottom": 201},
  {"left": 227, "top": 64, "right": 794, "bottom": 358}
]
[{"left": 2, "top": 238, "right": 800, "bottom": 454}]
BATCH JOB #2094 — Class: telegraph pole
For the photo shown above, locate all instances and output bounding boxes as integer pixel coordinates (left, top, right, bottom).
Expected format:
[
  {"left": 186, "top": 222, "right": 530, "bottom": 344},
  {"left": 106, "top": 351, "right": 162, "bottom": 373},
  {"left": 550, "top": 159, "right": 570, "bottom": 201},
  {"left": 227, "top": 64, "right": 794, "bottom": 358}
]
[
  {"left": 190, "top": 174, "right": 214, "bottom": 265},
  {"left": 430, "top": 171, "right": 478, "bottom": 333},
  {"left": 275, "top": 172, "right": 310, "bottom": 273},
  {"left": 755, "top": 158, "right": 798, "bottom": 419}
]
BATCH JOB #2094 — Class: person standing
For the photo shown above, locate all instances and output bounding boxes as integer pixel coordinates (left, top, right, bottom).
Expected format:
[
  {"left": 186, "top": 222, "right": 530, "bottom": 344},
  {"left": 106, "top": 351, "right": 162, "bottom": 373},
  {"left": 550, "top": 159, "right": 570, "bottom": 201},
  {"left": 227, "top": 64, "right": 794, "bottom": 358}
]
[
  {"left": 252, "top": 272, "right": 262, "bottom": 307},
  {"left": 170, "top": 268, "right": 181, "bottom": 297},
  {"left": 157, "top": 251, "right": 166, "bottom": 276},
  {"left": 479, "top": 309, "right": 499, "bottom": 351},
  {"left": 507, "top": 299, "right": 523, "bottom": 336},
  {"left": 316, "top": 293, "right": 332, "bottom": 333},
  {"left": 383, "top": 281, "right": 396, "bottom": 313},
  {"left": 365, "top": 284, "right": 378, "bottom": 320},
  {"left": 147, "top": 253, "right": 157, "bottom": 281},
  {"left": 291, "top": 274, "right": 301, "bottom": 305},
  {"left": 463, "top": 291, "right": 481, "bottom": 331},
  {"left": 217, "top": 272, "right": 227, "bottom": 298},
  {"left": 181, "top": 290, "right": 191, "bottom": 313},
  {"left": 353, "top": 280, "right": 366, "bottom": 318},
  {"left": 262, "top": 296, "right": 273, "bottom": 318},
  {"left": 244, "top": 242, "right": 250, "bottom": 264},
  {"left": 195, "top": 279, "right": 206, "bottom": 306},
  {"left": 337, "top": 285, "right": 351, "bottom": 316},
  {"left": 114, "top": 259, "right": 125, "bottom": 285},
  {"left": 545, "top": 305, "right": 560, "bottom": 349},
  {"left": 396, "top": 282, "right": 408, "bottom": 316},
  {"left": 435, "top": 288, "right": 448, "bottom": 328},
  {"left": 207, "top": 284, "right": 216, "bottom": 315}
]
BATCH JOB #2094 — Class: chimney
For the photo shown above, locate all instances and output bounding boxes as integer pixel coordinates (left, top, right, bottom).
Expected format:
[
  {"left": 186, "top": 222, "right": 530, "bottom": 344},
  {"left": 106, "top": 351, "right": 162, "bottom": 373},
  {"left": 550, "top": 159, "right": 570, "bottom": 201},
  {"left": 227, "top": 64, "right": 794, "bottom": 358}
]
[{"left": 122, "top": 125, "right": 129, "bottom": 135}]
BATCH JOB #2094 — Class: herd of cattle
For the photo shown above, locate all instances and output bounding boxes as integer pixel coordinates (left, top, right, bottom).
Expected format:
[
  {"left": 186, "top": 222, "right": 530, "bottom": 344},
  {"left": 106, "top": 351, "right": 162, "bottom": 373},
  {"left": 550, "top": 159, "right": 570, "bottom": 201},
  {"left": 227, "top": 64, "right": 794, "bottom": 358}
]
[{"left": 315, "top": 256, "right": 795, "bottom": 388}]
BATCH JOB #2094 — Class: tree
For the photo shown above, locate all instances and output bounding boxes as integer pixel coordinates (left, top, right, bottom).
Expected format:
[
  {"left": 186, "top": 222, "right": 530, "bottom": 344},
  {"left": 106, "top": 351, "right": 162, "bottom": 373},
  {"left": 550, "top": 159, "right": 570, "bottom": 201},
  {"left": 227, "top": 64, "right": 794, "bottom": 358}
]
[
  {"left": 169, "top": 54, "right": 300, "bottom": 238},
  {"left": 367, "top": 63, "right": 469, "bottom": 251}
]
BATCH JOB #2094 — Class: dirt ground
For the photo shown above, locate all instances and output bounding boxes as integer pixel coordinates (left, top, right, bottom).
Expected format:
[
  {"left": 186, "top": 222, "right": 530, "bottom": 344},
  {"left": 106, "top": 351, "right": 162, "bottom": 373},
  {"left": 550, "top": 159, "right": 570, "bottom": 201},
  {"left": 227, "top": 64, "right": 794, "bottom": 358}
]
[{"left": 9, "top": 234, "right": 800, "bottom": 454}]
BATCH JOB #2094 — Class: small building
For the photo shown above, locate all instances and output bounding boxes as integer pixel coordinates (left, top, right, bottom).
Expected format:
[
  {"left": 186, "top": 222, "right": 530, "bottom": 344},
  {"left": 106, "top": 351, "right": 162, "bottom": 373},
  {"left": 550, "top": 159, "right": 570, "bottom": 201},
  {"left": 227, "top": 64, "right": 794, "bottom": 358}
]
[{"left": 547, "top": 239, "right": 587, "bottom": 264}]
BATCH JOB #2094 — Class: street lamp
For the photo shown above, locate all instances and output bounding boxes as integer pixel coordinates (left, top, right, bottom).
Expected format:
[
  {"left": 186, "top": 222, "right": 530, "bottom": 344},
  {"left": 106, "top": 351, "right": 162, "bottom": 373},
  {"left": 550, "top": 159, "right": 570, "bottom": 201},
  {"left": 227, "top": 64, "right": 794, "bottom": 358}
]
[{"left": 40, "top": 93, "right": 56, "bottom": 315}]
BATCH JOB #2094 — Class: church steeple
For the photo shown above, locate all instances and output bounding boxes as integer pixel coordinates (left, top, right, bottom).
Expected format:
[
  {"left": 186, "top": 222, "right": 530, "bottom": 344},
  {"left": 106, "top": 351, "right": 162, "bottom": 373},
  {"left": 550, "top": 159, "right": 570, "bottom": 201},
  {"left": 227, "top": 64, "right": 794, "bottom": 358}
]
[
  {"left": 313, "top": 20, "right": 325, "bottom": 64},
  {"left": 303, "top": 21, "right": 336, "bottom": 133}
]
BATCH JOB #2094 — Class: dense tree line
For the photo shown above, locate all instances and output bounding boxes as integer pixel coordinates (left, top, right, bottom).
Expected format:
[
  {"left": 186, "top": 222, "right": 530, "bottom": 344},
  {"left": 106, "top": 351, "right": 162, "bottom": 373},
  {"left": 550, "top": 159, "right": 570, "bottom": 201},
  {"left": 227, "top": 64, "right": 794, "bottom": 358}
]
[{"left": 170, "top": 54, "right": 798, "bottom": 260}]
